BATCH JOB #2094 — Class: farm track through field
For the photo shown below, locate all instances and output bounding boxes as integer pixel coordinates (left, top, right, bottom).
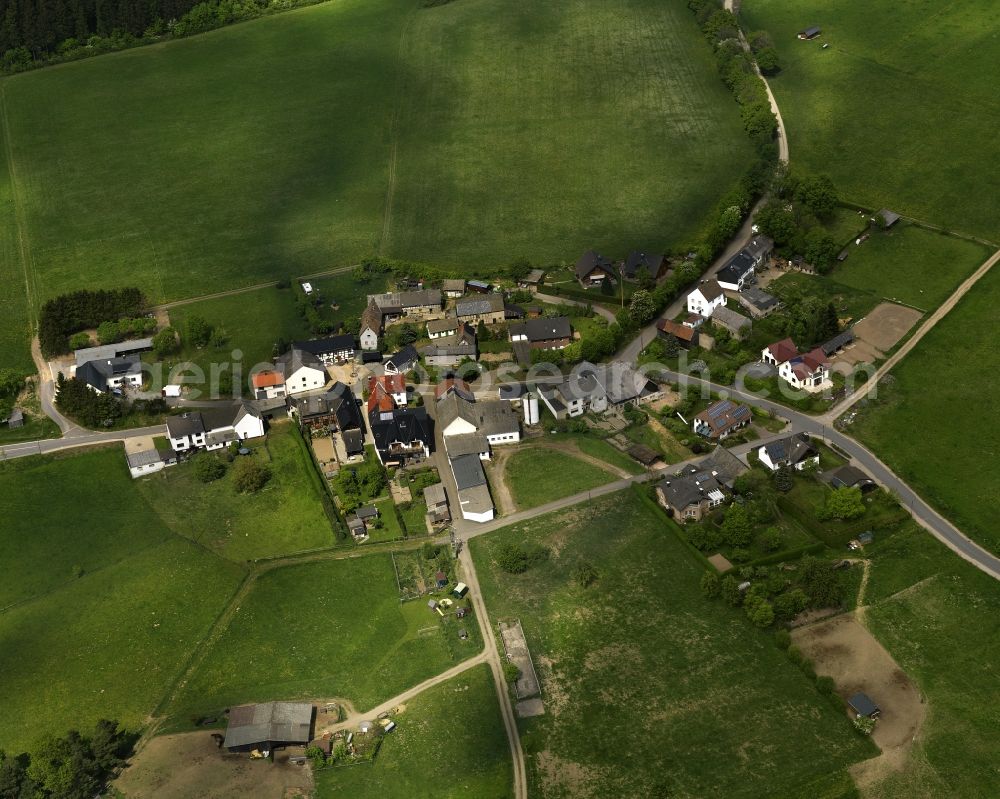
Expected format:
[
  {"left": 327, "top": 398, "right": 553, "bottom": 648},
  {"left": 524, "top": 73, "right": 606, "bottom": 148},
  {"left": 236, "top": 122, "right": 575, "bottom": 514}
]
[{"left": 0, "top": 86, "right": 38, "bottom": 345}]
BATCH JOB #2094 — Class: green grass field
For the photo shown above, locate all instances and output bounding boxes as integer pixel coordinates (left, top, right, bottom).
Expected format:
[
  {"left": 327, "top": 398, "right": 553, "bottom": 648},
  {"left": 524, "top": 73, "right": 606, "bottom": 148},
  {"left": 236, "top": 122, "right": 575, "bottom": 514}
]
[
  {"left": 855, "top": 522, "right": 1000, "bottom": 798},
  {"left": 0, "top": 447, "right": 176, "bottom": 608},
  {"left": 504, "top": 447, "right": 618, "bottom": 509},
  {"left": 828, "top": 223, "right": 990, "bottom": 311},
  {"left": 135, "top": 423, "right": 335, "bottom": 561},
  {"left": 0, "top": 0, "right": 754, "bottom": 372},
  {"left": 314, "top": 664, "right": 511, "bottom": 799},
  {"left": 0, "top": 536, "right": 243, "bottom": 752},
  {"left": 850, "top": 265, "right": 1000, "bottom": 554},
  {"left": 470, "top": 489, "right": 874, "bottom": 798},
  {"left": 741, "top": 0, "right": 1000, "bottom": 242},
  {"left": 172, "top": 554, "right": 480, "bottom": 715}
]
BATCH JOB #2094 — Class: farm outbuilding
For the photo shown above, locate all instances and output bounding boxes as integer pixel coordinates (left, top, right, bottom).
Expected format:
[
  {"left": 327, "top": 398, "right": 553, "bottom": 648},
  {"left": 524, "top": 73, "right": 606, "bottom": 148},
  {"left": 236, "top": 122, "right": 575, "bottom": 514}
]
[
  {"left": 798, "top": 26, "right": 821, "bottom": 40},
  {"left": 848, "top": 692, "right": 881, "bottom": 719},
  {"left": 223, "top": 702, "right": 315, "bottom": 754},
  {"left": 453, "top": 582, "right": 469, "bottom": 598}
]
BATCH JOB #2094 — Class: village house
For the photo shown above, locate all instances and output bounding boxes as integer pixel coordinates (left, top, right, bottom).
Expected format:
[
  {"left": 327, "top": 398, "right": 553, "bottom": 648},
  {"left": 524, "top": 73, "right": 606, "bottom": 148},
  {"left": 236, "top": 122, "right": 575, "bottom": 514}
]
[
  {"left": 289, "top": 381, "right": 364, "bottom": 438},
  {"left": 693, "top": 399, "right": 752, "bottom": 440},
  {"left": 827, "top": 464, "right": 878, "bottom": 493},
  {"left": 421, "top": 323, "right": 477, "bottom": 367},
  {"left": 757, "top": 432, "right": 819, "bottom": 471},
  {"left": 438, "top": 391, "right": 521, "bottom": 451},
  {"left": 292, "top": 334, "right": 356, "bottom": 365},
  {"left": 715, "top": 251, "right": 756, "bottom": 292},
  {"left": 738, "top": 286, "right": 781, "bottom": 318},
  {"left": 710, "top": 305, "right": 752, "bottom": 340},
  {"left": 620, "top": 251, "right": 668, "bottom": 282},
  {"left": 74, "top": 356, "right": 144, "bottom": 394},
  {"left": 367, "top": 374, "right": 407, "bottom": 408},
  {"left": 575, "top": 250, "right": 616, "bottom": 287},
  {"left": 251, "top": 369, "right": 286, "bottom": 400},
  {"left": 368, "top": 405, "right": 433, "bottom": 466},
  {"left": 656, "top": 319, "right": 698, "bottom": 349},
  {"left": 687, "top": 280, "right": 727, "bottom": 317},
  {"left": 743, "top": 235, "right": 774, "bottom": 267},
  {"left": 367, "top": 289, "right": 443, "bottom": 324},
  {"left": 426, "top": 316, "right": 460, "bottom": 339},
  {"left": 518, "top": 269, "right": 546, "bottom": 291},
  {"left": 124, "top": 440, "right": 178, "bottom": 479},
  {"left": 359, "top": 302, "right": 383, "bottom": 351},
  {"left": 441, "top": 279, "right": 466, "bottom": 298},
  {"left": 166, "top": 403, "right": 265, "bottom": 452},
  {"left": 778, "top": 348, "right": 831, "bottom": 392},
  {"left": 537, "top": 361, "right": 660, "bottom": 420},
  {"left": 384, "top": 345, "right": 419, "bottom": 376},
  {"left": 455, "top": 294, "right": 506, "bottom": 326},
  {"left": 655, "top": 446, "right": 747, "bottom": 522},
  {"left": 761, "top": 337, "right": 799, "bottom": 367},
  {"left": 275, "top": 348, "right": 328, "bottom": 396},
  {"left": 508, "top": 317, "right": 572, "bottom": 350}
]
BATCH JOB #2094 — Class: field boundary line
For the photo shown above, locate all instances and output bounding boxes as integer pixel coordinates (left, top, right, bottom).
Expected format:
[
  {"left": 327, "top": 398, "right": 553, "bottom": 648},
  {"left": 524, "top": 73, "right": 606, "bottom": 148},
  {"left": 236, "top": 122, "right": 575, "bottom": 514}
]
[
  {"left": 376, "top": 5, "right": 418, "bottom": 255},
  {"left": 0, "top": 84, "right": 38, "bottom": 335}
]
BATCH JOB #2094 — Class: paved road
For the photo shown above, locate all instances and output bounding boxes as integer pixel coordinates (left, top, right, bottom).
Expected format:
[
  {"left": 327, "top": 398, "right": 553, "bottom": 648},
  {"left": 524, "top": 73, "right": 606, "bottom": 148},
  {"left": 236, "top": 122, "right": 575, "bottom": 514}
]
[
  {"left": 0, "top": 424, "right": 166, "bottom": 460},
  {"left": 824, "top": 246, "right": 1000, "bottom": 422},
  {"left": 655, "top": 369, "right": 1000, "bottom": 580}
]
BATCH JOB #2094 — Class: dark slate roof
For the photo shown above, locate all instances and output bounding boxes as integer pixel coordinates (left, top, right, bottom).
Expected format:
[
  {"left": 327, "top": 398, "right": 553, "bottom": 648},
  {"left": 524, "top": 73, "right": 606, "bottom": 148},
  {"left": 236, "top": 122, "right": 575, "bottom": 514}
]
[
  {"left": 75, "top": 356, "right": 143, "bottom": 390},
  {"left": 697, "top": 445, "right": 748, "bottom": 487},
  {"left": 499, "top": 383, "right": 527, "bottom": 400},
  {"left": 622, "top": 251, "right": 665, "bottom": 279},
  {"left": 821, "top": 330, "right": 855, "bottom": 356},
  {"left": 744, "top": 236, "right": 773, "bottom": 261},
  {"left": 223, "top": 702, "right": 314, "bottom": 749},
  {"left": 575, "top": 250, "right": 616, "bottom": 281},
  {"left": 293, "top": 335, "right": 356, "bottom": 356},
  {"left": 827, "top": 464, "right": 876, "bottom": 490},
  {"left": 276, "top": 347, "right": 325, "bottom": 376},
  {"left": 289, "top": 382, "right": 362, "bottom": 429},
  {"left": 656, "top": 472, "right": 722, "bottom": 510},
  {"left": 763, "top": 433, "right": 816, "bottom": 465},
  {"left": 848, "top": 693, "right": 879, "bottom": 717},
  {"left": 342, "top": 428, "right": 364, "bottom": 455},
  {"left": 356, "top": 504, "right": 379, "bottom": 519},
  {"left": 385, "top": 345, "right": 419, "bottom": 372},
  {"left": 451, "top": 453, "right": 487, "bottom": 490},
  {"left": 716, "top": 251, "right": 756, "bottom": 285},
  {"left": 369, "top": 407, "right": 432, "bottom": 451},
  {"left": 508, "top": 316, "right": 572, "bottom": 342},
  {"left": 877, "top": 209, "right": 900, "bottom": 227}
]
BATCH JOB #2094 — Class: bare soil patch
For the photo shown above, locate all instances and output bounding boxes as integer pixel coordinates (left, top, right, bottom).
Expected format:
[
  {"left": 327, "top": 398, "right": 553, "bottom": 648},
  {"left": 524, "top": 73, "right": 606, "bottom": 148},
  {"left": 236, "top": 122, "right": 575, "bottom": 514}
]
[
  {"left": 792, "top": 614, "right": 926, "bottom": 790},
  {"left": 707, "top": 553, "right": 733, "bottom": 573},
  {"left": 115, "top": 730, "right": 312, "bottom": 799}
]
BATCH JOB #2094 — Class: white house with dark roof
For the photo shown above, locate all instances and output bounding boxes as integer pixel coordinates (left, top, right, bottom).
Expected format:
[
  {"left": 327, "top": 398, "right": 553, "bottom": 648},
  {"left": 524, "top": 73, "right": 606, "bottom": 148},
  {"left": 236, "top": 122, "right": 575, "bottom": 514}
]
[
  {"left": 715, "top": 251, "right": 756, "bottom": 291},
  {"left": 757, "top": 433, "right": 819, "bottom": 471},
  {"left": 74, "top": 356, "right": 144, "bottom": 394},
  {"left": 275, "top": 348, "right": 327, "bottom": 396},
  {"left": 166, "top": 404, "right": 265, "bottom": 452},
  {"left": 437, "top": 392, "right": 520, "bottom": 451},
  {"left": 687, "top": 281, "right": 727, "bottom": 316}
]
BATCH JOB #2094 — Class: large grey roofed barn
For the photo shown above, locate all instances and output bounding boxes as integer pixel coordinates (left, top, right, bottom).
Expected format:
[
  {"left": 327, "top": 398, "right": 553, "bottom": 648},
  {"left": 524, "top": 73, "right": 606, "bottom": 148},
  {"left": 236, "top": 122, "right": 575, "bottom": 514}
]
[
  {"left": 456, "top": 294, "right": 504, "bottom": 317},
  {"left": 74, "top": 338, "right": 153, "bottom": 367},
  {"left": 223, "top": 702, "right": 314, "bottom": 749},
  {"left": 451, "top": 453, "right": 488, "bottom": 490},
  {"left": 445, "top": 432, "right": 490, "bottom": 457}
]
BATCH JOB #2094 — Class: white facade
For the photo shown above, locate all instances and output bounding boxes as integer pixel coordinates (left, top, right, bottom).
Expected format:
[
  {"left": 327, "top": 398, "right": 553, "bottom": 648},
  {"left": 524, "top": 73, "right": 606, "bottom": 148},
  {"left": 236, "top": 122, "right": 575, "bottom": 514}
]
[
  {"left": 485, "top": 430, "right": 520, "bottom": 445},
  {"left": 687, "top": 285, "right": 727, "bottom": 316},
  {"left": 778, "top": 360, "right": 831, "bottom": 392},
  {"left": 283, "top": 365, "right": 327, "bottom": 396},
  {"left": 360, "top": 327, "right": 379, "bottom": 351}
]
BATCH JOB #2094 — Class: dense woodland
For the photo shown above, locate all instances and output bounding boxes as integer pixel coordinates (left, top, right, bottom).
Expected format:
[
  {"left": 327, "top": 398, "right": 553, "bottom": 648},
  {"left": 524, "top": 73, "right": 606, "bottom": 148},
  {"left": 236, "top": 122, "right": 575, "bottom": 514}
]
[{"left": 0, "top": 0, "right": 203, "bottom": 55}]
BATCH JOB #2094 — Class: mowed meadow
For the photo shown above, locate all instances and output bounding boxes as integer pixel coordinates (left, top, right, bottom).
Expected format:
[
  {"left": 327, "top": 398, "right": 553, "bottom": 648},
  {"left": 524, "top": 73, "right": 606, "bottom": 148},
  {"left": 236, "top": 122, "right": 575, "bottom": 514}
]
[
  {"left": 0, "top": 0, "right": 755, "bottom": 370},
  {"left": 741, "top": 0, "right": 1000, "bottom": 241}
]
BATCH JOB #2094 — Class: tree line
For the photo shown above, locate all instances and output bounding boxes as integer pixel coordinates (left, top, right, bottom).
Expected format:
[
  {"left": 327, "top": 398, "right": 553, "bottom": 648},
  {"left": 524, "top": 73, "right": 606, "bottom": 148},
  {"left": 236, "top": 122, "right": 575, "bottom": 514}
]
[
  {"left": 38, "top": 287, "right": 146, "bottom": 358},
  {"left": 1, "top": 0, "right": 324, "bottom": 73},
  {"left": 0, "top": 719, "right": 135, "bottom": 799}
]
